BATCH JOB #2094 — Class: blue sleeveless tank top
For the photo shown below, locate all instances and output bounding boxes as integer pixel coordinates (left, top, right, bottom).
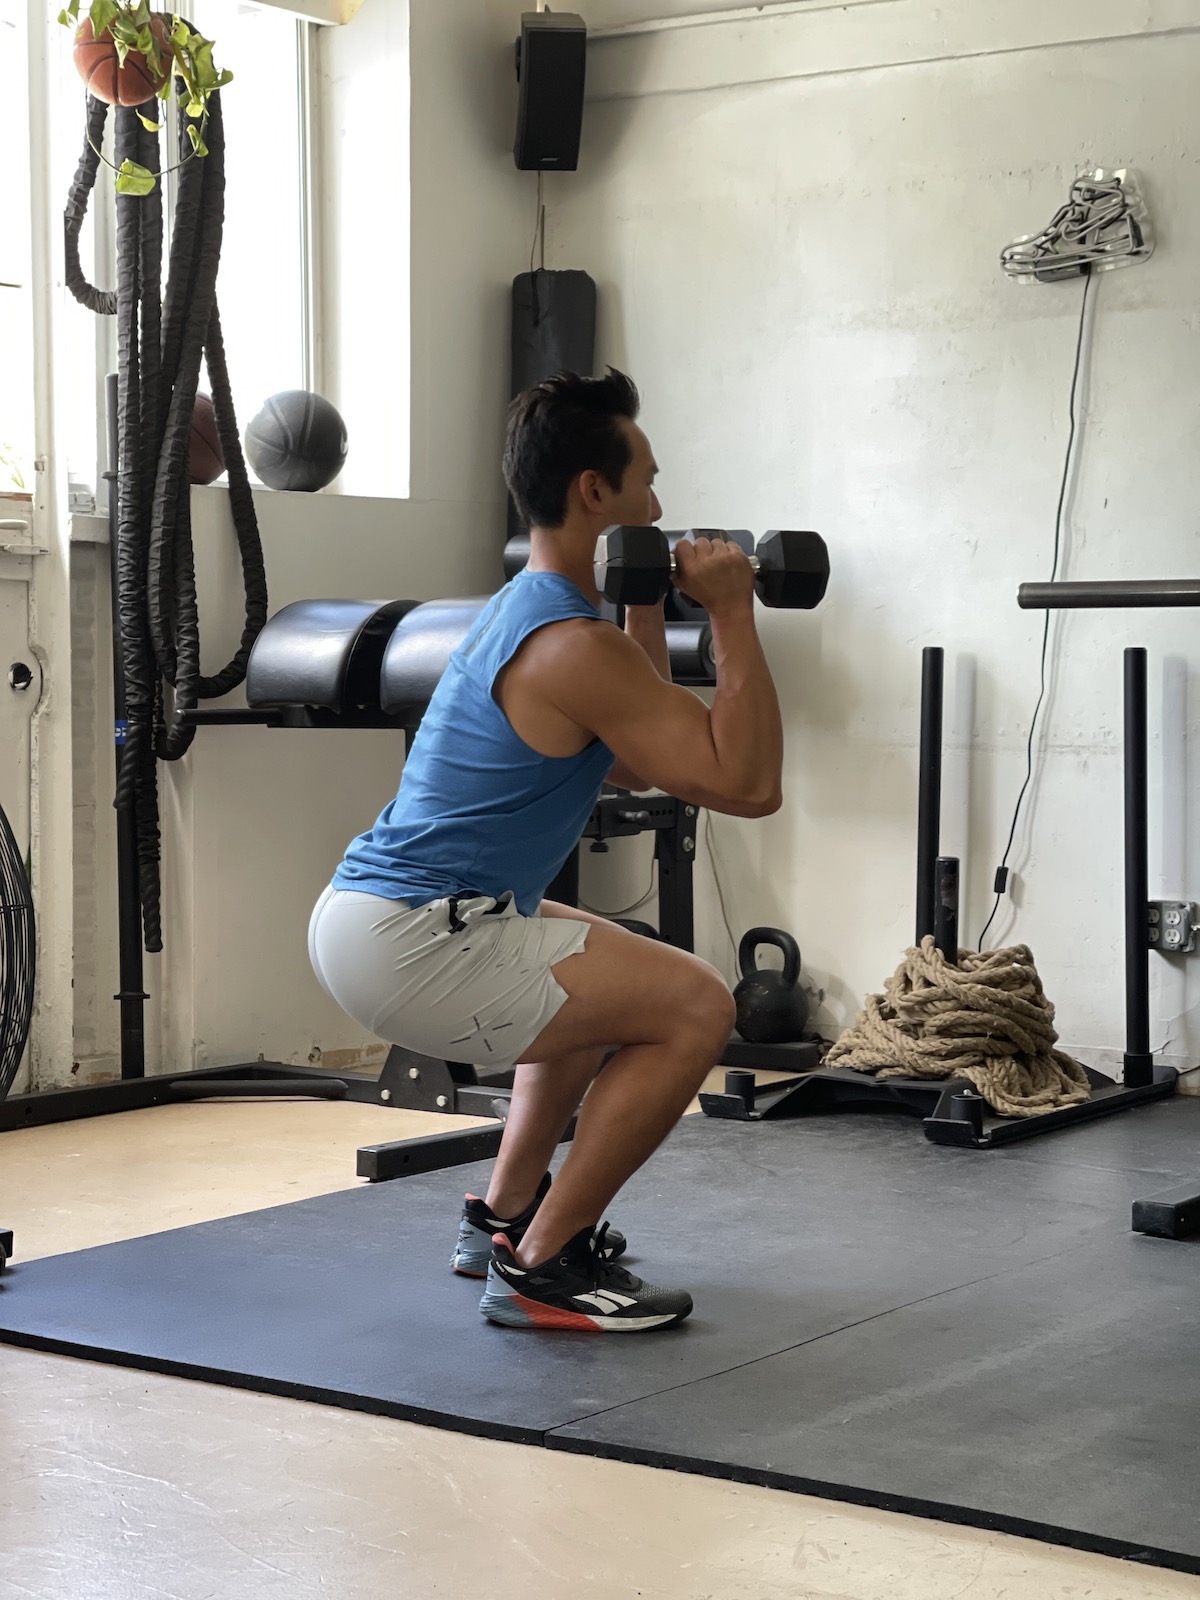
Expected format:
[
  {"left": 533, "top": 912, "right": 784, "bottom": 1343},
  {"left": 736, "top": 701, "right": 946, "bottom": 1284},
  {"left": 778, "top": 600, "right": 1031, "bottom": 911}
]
[{"left": 332, "top": 570, "right": 614, "bottom": 915}]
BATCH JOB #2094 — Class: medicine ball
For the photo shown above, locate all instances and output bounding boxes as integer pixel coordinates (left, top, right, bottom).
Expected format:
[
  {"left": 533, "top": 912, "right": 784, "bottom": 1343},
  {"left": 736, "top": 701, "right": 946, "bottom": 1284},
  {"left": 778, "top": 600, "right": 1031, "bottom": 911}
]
[
  {"left": 245, "top": 390, "right": 348, "bottom": 492},
  {"left": 188, "top": 392, "right": 225, "bottom": 485}
]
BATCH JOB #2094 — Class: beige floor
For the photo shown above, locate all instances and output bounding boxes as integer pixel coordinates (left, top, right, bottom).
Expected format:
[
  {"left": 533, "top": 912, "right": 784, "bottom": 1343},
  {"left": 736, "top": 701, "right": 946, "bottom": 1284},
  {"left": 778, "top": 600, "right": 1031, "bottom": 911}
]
[{"left": 1, "top": 1089, "right": 1197, "bottom": 1600}]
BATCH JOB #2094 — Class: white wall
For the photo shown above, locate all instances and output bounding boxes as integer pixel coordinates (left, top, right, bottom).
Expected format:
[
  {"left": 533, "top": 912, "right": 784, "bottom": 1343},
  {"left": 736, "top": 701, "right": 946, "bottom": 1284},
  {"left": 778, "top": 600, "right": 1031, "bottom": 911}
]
[
  {"left": 548, "top": 4, "right": 1200, "bottom": 1070},
  {"left": 316, "top": 0, "right": 543, "bottom": 505},
  {"left": 405, "top": 1, "right": 541, "bottom": 505},
  {"left": 156, "top": 488, "right": 501, "bottom": 1075}
]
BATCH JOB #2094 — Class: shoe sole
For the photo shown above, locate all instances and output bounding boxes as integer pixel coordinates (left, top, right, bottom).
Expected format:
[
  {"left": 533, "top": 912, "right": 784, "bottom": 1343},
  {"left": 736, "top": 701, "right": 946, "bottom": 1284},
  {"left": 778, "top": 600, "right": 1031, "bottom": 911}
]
[
  {"left": 479, "top": 1289, "right": 691, "bottom": 1332},
  {"left": 451, "top": 1259, "right": 489, "bottom": 1279}
]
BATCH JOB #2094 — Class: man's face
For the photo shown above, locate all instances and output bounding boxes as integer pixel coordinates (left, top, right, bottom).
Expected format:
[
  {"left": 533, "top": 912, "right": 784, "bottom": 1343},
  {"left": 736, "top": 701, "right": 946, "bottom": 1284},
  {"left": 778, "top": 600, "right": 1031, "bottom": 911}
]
[{"left": 595, "top": 419, "right": 663, "bottom": 528}]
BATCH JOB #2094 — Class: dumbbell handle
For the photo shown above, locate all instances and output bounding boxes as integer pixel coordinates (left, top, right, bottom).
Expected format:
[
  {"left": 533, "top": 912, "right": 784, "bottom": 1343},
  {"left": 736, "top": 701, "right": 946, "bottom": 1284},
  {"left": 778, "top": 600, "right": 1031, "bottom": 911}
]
[{"left": 669, "top": 551, "right": 761, "bottom": 579}]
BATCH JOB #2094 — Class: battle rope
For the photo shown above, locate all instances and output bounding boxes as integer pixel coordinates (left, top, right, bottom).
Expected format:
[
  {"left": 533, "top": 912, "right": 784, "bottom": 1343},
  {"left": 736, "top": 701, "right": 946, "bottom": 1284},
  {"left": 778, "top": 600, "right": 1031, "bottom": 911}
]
[
  {"left": 65, "top": 92, "right": 268, "bottom": 952},
  {"left": 826, "top": 937, "right": 1091, "bottom": 1117}
]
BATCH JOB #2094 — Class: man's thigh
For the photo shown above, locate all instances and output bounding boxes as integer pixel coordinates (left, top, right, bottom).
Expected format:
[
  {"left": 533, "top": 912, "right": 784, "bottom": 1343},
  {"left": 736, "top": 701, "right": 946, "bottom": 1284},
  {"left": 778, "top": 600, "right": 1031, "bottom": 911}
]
[
  {"left": 518, "top": 900, "right": 727, "bottom": 1063},
  {"left": 538, "top": 898, "right": 622, "bottom": 930}
]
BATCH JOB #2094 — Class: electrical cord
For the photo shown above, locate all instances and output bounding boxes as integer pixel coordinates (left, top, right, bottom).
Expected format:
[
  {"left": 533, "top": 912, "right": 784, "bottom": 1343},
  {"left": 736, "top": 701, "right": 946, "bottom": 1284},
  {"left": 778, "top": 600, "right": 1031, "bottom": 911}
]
[
  {"left": 528, "top": 170, "right": 545, "bottom": 276},
  {"left": 703, "top": 811, "right": 739, "bottom": 962},
  {"left": 528, "top": 170, "right": 546, "bottom": 326},
  {"left": 978, "top": 266, "right": 1093, "bottom": 951},
  {"left": 579, "top": 860, "right": 658, "bottom": 919}
]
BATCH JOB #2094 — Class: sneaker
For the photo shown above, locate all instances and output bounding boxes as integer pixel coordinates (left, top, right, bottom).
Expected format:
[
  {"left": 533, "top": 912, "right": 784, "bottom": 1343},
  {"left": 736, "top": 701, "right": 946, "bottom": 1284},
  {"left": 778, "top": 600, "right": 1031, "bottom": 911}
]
[
  {"left": 450, "top": 1174, "right": 626, "bottom": 1277},
  {"left": 479, "top": 1223, "right": 693, "bottom": 1332}
]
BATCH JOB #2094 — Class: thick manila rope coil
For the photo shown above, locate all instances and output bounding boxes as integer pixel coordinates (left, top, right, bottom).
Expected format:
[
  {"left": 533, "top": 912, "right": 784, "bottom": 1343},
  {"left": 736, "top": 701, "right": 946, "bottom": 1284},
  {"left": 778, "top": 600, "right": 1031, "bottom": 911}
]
[{"left": 825, "top": 937, "right": 1091, "bottom": 1118}]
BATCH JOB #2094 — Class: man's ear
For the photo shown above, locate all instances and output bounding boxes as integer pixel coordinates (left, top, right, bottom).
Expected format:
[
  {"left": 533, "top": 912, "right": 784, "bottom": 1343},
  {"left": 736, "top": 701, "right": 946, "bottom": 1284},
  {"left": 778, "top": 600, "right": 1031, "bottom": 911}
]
[{"left": 576, "top": 469, "right": 606, "bottom": 513}]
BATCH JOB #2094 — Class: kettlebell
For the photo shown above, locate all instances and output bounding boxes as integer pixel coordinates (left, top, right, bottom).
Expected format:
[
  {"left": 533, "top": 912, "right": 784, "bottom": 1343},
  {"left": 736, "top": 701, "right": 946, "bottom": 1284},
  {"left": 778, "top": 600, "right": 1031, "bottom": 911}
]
[{"left": 733, "top": 927, "right": 810, "bottom": 1044}]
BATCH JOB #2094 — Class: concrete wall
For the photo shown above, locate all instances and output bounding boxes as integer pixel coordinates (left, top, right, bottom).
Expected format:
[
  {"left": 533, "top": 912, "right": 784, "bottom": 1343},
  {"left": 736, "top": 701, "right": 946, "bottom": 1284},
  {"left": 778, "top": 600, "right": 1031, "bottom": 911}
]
[{"left": 550, "top": 3, "right": 1200, "bottom": 1072}]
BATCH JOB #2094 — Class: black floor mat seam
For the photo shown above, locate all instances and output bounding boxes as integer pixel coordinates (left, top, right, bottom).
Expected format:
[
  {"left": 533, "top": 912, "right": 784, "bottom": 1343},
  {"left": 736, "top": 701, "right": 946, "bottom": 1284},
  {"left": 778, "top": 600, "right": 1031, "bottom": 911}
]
[{"left": 539, "top": 1232, "right": 1102, "bottom": 1437}]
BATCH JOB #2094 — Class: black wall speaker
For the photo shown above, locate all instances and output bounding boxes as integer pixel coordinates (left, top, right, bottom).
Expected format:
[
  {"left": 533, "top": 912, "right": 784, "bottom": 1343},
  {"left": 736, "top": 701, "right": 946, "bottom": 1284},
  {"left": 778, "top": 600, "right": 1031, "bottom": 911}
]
[{"left": 514, "top": 11, "right": 587, "bottom": 172}]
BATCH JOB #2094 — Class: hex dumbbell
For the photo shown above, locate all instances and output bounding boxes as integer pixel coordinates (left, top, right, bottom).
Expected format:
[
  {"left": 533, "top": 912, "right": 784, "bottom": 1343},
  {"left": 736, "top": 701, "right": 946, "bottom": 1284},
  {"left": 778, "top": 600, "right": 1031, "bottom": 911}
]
[{"left": 594, "top": 526, "right": 830, "bottom": 610}]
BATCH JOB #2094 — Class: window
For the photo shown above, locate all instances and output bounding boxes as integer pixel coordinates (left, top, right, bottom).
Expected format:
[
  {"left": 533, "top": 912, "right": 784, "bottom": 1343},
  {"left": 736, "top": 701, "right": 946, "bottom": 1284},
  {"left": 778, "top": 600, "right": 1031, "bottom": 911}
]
[{"left": 188, "top": 0, "right": 307, "bottom": 467}]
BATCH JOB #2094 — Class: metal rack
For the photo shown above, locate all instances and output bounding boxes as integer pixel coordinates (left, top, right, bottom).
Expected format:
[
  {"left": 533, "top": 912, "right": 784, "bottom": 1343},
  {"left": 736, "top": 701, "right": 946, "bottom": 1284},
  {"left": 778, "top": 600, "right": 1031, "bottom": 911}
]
[
  {"left": 1018, "top": 576, "right": 1200, "bottom": 1236},
  {"left": 701, "top": 632, "right": 1178, "bottom": 1145}
]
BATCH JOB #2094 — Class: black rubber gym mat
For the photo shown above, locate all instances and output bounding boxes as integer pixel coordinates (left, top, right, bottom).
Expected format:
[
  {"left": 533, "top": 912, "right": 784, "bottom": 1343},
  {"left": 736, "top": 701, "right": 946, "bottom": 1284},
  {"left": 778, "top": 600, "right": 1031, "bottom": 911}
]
[
  {"left": 2, "top": 1100, "right": 1199, "bottom": 1566},
  {"left": 552, "top": 1229, "right": 1200, "bottom": 1571}
]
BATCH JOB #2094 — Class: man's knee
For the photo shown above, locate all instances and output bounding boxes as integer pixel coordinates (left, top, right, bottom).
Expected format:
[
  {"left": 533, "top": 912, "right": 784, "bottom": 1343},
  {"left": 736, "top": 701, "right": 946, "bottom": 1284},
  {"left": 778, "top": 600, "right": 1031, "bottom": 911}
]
[{"left": 679, "top": 969, "right": 736, "bottom": 1051}]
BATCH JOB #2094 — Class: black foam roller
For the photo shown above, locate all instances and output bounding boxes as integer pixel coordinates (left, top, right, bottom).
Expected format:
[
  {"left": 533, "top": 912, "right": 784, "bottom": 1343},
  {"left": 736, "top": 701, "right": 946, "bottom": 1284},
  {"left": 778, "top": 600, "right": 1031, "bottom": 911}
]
[
  {"left": 380, "top": 598, "right": 493, "bottom": 717},
  {"left": 511, "top": 270, "right": 596, "bottom": 395},
  {"left": 503, "top": 532, "right": 531, "bottom": 579},
  {"left": 666, "top": 623, "right": 716, "bottom": 685}
]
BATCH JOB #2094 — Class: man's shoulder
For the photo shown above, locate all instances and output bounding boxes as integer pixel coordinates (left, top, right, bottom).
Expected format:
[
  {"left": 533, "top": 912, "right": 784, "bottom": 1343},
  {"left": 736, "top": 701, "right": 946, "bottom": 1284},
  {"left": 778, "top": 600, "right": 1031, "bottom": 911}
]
[
  {"left": 523, "top": 616, "right": 657, "bottom": 712},
  {"left": 526, "top": 613, "right": 625, "bottom": 658}
]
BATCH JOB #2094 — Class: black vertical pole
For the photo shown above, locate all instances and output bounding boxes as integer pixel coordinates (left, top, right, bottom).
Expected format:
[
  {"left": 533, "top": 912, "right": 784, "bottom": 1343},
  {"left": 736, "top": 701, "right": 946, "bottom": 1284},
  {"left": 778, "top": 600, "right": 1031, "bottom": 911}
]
[
  {"left": 934, "top": 856, "right": 959, "bottom": 961},
  {"left": 1123, "top": 647, "right": 1153, "bottom": 1086},
  {"left": 655, "top": 801, "right": 696, "bottom": 952},
  {"left": 916, "top": 647, "right": 944, "bottom": 943},
  {"left": 105, "top": 372, "right": 147, "bottom": 1078}
]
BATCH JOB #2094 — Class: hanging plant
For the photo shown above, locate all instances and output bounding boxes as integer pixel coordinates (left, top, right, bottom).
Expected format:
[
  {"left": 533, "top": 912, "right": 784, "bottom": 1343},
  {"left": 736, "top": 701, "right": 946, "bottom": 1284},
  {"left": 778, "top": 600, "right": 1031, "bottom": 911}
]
[
  {"left": 59, "top": 0, "right": 232, "bottom": 193},
  {"left": 0, "top": 444, "right": 27, "bottom": 494}
]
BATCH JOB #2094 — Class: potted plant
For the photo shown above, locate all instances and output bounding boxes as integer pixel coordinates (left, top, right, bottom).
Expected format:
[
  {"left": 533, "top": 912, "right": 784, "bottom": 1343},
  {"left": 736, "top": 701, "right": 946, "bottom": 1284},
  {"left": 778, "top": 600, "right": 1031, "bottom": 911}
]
[
  {"left": 0, "top": 445, "right": 28, "bottom": 499},
  {"left": 59, "top": 0, "right": 232, "bottom": 193}
]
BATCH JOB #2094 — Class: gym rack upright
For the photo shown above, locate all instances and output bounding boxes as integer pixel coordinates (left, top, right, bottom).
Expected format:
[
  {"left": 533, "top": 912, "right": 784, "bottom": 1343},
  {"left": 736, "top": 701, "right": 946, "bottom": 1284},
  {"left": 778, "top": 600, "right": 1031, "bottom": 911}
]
[
  {"left": 701, "top": 603, "right": 1182, "bottom": 1143},
  {"left": 1017, "top": 576, "right": 1200, "bottom": 1236}
]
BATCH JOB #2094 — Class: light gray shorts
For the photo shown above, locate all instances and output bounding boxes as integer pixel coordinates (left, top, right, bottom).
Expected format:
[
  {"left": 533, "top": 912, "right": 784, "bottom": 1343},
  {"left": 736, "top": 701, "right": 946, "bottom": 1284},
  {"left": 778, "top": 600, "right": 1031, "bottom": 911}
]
[{"left": 307, "top": 884, "right": 590, "bottom": 1068}]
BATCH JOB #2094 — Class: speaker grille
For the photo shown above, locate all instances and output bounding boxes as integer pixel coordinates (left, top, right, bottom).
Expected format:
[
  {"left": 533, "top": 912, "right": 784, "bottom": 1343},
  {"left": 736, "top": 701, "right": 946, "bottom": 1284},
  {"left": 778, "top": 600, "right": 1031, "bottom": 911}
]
[{"left": 514, "top": 12, "right": 587, "bottom": 172}]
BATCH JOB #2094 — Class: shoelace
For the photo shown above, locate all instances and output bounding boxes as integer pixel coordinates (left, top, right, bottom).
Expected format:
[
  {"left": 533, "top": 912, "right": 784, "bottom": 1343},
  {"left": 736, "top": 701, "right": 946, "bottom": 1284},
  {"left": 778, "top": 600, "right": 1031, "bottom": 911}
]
[{"left": 586, "top": 1223, "right": 637, "bottom": 1292}]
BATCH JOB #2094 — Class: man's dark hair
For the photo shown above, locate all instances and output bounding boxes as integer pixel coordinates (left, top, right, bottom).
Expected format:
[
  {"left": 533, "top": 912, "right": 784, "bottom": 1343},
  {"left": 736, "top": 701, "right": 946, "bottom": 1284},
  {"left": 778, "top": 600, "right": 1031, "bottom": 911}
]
[{"left": 503, "top": 368, "right": 640, "bottom": 529}]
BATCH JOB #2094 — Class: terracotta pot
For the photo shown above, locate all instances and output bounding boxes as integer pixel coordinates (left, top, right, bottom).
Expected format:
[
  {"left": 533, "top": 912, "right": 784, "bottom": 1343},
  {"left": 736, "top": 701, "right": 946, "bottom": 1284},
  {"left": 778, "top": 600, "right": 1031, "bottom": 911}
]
[{"left": 73, "top": 13, "right": 171, "bottom": 108}]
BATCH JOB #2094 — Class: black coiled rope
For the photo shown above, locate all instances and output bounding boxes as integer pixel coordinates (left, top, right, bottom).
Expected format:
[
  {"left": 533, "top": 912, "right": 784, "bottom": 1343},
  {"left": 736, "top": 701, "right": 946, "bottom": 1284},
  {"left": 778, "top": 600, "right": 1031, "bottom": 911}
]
[{"left": 65, "top": 93, "right": 268, "bottom": 952}]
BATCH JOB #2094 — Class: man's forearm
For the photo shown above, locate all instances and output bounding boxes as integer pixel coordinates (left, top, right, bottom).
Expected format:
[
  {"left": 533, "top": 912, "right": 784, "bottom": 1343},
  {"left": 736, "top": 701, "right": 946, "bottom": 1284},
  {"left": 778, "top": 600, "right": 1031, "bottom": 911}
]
[
  {"left": 707, "top": 603, "right": 783, "bottom": 811},
  {"left": 624, "top": 604, "right": 671, "bottom": 680}
]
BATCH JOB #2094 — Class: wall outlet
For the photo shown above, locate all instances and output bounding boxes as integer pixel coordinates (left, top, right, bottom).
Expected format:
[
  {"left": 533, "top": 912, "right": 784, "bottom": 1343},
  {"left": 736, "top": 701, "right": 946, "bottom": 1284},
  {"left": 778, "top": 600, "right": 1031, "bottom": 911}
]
[{"left": 1147, "top": 901, "right": 1198, "bottom": 954}]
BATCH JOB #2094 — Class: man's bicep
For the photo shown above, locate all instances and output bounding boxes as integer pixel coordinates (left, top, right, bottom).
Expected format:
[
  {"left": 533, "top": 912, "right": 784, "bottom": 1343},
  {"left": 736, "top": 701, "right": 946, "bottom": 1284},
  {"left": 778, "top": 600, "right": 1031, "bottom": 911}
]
[{"left": 558, "top": 633, "right": 717, "bottom": 801}]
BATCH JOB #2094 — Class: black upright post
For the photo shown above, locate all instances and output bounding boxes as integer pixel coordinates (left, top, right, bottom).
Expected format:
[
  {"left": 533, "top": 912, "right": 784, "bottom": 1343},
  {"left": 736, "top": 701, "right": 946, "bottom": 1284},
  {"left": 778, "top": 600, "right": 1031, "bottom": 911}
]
[
  {"left": 934, "top": 855, "right": 960, "bottom": 961},
  {"left": 105, "top": 372, "right": 147, "bottom": 1078},
  {"left": 916, "top": 647, "right": 944, "bottom": 944},
  {"left": 655, "top": 800, "right": 697, "bottom": 952},
  {"left": 1123, "top": 647, "right": 1153, "bottom": 1087}
]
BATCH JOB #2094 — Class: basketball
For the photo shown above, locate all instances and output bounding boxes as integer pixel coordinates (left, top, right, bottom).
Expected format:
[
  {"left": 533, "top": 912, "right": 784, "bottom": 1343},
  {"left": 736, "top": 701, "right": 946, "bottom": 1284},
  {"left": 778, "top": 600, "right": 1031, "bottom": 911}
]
[
  {"left": 188, "top": 392, "right": 225, "bottom": 485},
  {"left": 244, "top": 391, "right": 348, "bottom": 493},
  {"left": 73, "top": 15, "right": 170, "bottom": 108}
]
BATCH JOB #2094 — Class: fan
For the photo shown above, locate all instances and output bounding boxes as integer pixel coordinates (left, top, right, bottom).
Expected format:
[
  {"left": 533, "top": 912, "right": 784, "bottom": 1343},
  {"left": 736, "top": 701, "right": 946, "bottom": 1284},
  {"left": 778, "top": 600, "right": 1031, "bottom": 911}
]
[{"left": 0, "top": 798, "right": 34, "bottom": 1101}]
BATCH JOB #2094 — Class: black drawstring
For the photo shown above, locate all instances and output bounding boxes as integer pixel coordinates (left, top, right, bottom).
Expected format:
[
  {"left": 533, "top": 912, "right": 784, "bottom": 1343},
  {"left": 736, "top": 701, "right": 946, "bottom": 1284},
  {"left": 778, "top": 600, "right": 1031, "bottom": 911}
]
[{"left": 447, "top": 893, "right": 512, "bottom": 933}]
